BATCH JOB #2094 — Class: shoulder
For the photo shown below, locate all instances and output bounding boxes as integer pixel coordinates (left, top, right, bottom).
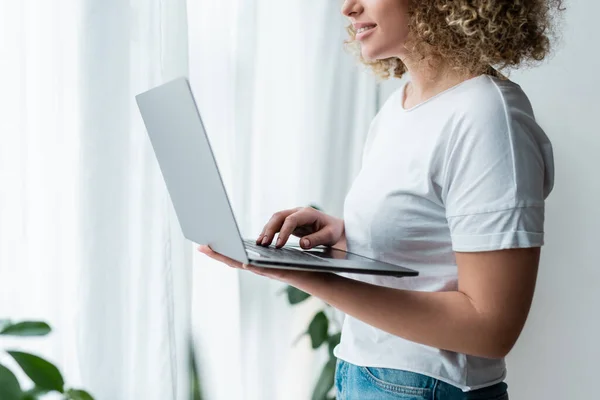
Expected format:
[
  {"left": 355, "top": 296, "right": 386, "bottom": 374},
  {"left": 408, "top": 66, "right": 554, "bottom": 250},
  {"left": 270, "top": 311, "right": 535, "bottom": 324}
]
[
  {"left": 442, "top": 75, "right": 554, "bottom": 200},
  {"left": 450, "top": 75, "right": 535, "bottom": 129},
  {"left": 443, "top": 75, "right": 546, "bottom": 155}
]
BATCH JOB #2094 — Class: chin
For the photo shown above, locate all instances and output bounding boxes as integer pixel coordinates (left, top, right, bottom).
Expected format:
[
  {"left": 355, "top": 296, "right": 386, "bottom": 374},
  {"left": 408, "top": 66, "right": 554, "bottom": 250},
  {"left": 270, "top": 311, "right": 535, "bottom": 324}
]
[
  {"left": 361, "top": 46, "right": 389, "bottom": 62},
  {"left": 361, "top": 50, "right": 381, "bottom": 62}
]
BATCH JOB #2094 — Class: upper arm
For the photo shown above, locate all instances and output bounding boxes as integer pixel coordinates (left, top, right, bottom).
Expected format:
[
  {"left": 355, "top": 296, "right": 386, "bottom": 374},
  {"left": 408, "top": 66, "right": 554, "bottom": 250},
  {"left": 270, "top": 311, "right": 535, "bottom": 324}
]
[
  {"left": 441, "top": 87, "right": 553, "bottom": 356},
  {"left": 456, "top": 248, "right": 540, "bottom": 357}
]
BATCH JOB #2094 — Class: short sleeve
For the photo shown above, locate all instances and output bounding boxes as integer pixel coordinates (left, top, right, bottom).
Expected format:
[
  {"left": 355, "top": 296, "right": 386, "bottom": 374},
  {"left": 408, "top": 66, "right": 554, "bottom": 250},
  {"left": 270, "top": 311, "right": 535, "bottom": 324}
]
[{"left": 441, "top": 97, "right": 554, "bottom": 252}]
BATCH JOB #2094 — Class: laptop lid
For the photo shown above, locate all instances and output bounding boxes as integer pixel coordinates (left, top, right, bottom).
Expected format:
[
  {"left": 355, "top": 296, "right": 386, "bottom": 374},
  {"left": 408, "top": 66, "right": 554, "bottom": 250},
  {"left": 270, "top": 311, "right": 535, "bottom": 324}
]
[{"left": 135, "top": 77, "right": 249, "bottom": 264}]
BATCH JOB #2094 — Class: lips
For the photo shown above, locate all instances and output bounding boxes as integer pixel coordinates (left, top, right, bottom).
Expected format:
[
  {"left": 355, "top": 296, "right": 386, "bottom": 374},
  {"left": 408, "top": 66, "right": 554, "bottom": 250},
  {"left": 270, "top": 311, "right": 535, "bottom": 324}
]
[
  {"left": 353, "top": 22, "right": 377, "bottom": 31},
  {"left": 353, "top": 22, "right": 377, "bottom": 40},
  {"left": 356, "top": 25, "right": 376, "bottom": 34},
  {"left": 354, "top": 24, "right": 377, "bottom": 41}
]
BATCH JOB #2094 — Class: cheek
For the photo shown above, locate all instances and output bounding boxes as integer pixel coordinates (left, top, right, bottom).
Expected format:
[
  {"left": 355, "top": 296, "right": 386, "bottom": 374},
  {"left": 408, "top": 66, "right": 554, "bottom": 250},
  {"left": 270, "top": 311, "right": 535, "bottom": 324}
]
[{"left": 361, "top": 24, "right": 409, "bottom": 60}]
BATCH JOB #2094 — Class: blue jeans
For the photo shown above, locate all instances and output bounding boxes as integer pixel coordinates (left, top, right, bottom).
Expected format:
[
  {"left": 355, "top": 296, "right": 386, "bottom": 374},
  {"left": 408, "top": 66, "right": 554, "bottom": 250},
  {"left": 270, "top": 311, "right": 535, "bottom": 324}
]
[{"left": 335, "top": 360, "right": 508, "bottom": 400}]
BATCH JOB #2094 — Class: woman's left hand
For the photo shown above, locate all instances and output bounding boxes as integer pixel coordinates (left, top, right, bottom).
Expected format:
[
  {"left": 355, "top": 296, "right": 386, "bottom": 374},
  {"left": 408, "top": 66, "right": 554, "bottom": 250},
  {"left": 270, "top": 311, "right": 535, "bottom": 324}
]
[{"left": 196, "top": 245, "right": 316, "bottom": 285}]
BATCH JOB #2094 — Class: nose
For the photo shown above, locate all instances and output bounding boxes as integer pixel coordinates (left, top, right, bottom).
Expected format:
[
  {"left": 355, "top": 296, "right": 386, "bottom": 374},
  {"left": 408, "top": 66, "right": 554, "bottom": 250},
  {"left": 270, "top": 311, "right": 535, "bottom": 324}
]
[{"left": 341, "top": 0, "right": 363, "bottom": 18}]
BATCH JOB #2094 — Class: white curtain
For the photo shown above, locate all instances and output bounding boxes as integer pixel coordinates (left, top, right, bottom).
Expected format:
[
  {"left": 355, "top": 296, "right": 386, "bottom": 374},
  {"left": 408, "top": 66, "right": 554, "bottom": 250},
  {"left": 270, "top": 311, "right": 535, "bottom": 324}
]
[
  {"left": 187, "top": 1, "right": 378, "bottom": 399},
  {"left": 0, "top": 1, "right": 191, "bottom": 399}
]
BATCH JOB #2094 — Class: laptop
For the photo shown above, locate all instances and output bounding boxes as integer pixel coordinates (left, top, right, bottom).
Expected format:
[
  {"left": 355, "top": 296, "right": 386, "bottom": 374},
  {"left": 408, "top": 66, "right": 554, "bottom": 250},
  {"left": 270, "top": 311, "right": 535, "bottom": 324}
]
[{"left": 135, "top": 77, "right": 418, "bottom": 278}]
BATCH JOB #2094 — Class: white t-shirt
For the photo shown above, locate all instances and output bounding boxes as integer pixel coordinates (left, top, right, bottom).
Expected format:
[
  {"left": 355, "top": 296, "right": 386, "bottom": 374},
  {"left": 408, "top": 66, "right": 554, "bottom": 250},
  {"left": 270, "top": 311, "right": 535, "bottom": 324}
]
[{"left": 333, "top": 74, "right": 554, "bottom": 391}]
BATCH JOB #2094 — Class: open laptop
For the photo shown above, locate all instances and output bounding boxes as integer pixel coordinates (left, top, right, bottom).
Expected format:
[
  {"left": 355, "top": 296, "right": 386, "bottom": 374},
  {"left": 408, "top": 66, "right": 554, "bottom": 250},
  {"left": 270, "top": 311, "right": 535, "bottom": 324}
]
[{"left": 135, "top": 77, "right": 418, "bottom": 277}]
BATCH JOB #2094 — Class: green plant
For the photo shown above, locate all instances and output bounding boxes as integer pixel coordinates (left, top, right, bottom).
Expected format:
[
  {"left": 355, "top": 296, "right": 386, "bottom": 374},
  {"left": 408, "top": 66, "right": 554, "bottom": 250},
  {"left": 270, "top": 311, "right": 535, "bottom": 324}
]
[
  {"left": 283, "top": 286, "right": 340, "bottom": 400},
  {"left": 189, "top": 341, "right": 203, "bottom": 400},
  {"left": 0, "top": 319, "right": 94, "bottom": 400}
]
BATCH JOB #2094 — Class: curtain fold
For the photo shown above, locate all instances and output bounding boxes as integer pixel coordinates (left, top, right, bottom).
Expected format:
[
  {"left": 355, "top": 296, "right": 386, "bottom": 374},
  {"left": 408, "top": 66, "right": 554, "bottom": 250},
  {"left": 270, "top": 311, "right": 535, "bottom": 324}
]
[
  {"left": 0, "top": 0, "right": 83, "bottom": 383},
  {"left": 78, "top": 0, "right": 191, "bottom": 398},
  {"left": 187, "top": 1, "right": 378, "bottom": 398},
  {"left": 1, "top": 1, "right": 192, "bottom": 398}
]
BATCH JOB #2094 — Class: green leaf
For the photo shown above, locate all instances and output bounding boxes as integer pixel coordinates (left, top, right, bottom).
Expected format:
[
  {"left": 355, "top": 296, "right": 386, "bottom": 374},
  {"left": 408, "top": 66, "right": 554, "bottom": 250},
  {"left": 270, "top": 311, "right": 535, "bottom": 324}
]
[
  {"left": 0, "top": 363, "right": 23, "bottom": 400},
  {"left": 65, "top": 389, "right": 95, "bottom": 400},
  {"left": 311, "top": 359, "right": 336, "bottom": 400},
  {"left": 286, "top": 286, "right": 311, "bottom": 305},
  {"left": 327, "top": 333, "right": 341, "bottom": 357},
  {"left": 6, "top": 351, "right": 64, "bottom": 393},
  {"left": 22, "top": 387, "right": 49, "bottom": 400},
  {"left": 308, "top": 312, "right": 329, "bottom": 349},
  {"left": 21, "top": 392, "right": 37, "bottom": 400},
  {"left": 189, "top": 342, "right": 202, "bottom": 400},
  {"left": 0, "top": 319, "right": 11, "bottom": 330},
  {"left": 0, "top": 321, "right": 52, "bottom": 337}
]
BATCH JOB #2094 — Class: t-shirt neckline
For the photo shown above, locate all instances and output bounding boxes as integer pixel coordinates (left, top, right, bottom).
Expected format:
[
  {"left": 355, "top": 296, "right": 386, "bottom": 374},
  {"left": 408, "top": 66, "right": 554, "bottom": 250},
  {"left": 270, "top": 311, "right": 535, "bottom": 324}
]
[{"left": 400, "top": 75, "right": 488, "bottom": 112}]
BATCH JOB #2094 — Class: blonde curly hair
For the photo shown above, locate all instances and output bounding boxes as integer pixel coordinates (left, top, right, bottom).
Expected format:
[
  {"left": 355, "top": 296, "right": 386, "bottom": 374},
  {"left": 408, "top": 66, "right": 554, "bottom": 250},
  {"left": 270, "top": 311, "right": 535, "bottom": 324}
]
[{"left": 346, "top": 0, "right": 565, "bottom": 79}]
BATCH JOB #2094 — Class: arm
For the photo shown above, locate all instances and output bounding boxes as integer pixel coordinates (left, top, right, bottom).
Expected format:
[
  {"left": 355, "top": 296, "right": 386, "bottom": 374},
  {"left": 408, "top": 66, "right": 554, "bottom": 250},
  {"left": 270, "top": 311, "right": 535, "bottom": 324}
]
[{"left": 287, "top": 247, "right": 539, "bottom": 359}]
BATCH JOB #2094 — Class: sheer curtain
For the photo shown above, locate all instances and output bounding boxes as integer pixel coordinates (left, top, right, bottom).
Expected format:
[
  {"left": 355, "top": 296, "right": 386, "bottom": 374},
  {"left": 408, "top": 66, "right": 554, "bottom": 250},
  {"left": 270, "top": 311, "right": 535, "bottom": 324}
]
[
  {"left": 187, "top": 1, "right": 378, "bottom": 398},
  {"left": 0, "top": 1, "right": 191, "bottom": 399}
]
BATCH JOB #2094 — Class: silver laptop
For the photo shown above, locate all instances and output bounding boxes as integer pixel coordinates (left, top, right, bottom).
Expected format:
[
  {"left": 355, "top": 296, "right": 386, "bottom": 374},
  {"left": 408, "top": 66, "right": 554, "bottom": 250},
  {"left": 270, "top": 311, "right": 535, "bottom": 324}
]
[{"left": 135, "top": 77, "right": 418, "bottom": 277}]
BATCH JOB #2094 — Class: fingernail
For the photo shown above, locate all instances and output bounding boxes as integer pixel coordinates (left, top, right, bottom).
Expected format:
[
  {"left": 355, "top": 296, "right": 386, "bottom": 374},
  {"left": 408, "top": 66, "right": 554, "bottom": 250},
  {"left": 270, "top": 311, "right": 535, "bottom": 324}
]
[
  {"left": 261, "top": 236, "right": 269, "bottom": 245},
  {"left": 256, "top": 235, "right": 263, "bottom": 244},
  {"left": 302, "top": 238, "right": 310, "bottom": 247},
  {"left": 276, "top": 237, "right": 282, "bottom": 247}
]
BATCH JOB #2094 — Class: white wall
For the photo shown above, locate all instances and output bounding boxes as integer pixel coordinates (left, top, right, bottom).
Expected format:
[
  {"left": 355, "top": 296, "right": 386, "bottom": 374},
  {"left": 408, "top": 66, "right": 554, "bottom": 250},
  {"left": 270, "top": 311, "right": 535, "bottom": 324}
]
[
  {"left": 379, "top": 2, "right": 600, "bottom": 398},
  {"left": 506, "top": 2, "right": 600, "bottom": 397}
]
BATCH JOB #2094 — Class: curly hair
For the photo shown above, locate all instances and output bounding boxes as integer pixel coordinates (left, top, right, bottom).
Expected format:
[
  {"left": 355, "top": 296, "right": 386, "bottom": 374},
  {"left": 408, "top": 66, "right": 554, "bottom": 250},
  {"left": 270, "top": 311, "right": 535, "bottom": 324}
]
[{"left": 346, "top": 0, "right": 565, "bottom": 79}]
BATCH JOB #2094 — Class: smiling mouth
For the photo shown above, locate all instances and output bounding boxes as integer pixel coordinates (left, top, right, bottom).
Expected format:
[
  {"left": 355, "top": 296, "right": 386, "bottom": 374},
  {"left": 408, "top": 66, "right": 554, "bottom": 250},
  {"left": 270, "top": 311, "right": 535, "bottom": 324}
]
[{"left": 356, "top": 25, "right": 377, "bottom": 35}]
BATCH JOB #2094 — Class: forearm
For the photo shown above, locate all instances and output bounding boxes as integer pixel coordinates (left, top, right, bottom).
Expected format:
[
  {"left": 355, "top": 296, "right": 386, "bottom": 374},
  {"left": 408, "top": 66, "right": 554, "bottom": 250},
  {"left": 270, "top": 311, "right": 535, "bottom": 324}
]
[{"left": 291, "top": 273, "right": 511, "bottom": 359}]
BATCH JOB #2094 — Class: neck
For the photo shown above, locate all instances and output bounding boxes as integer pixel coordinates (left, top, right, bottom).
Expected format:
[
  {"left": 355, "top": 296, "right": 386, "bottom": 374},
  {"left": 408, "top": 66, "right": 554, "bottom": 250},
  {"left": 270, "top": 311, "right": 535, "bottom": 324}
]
[{"left": 400, "top": 55, "right": 477, "bottom": 103}]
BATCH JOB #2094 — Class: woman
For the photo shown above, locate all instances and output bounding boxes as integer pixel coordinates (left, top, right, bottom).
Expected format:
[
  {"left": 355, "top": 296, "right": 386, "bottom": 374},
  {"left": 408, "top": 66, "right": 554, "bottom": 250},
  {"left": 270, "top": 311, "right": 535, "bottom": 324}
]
[{"left": 199, "top": 0, "right": 561, "bottom": 398}]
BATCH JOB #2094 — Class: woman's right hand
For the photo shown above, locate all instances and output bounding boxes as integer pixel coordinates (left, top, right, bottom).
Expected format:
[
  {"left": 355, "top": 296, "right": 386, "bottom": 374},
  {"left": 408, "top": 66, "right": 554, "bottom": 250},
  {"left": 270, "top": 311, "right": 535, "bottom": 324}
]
[{"left": 256, "top": 207, "right": 345, "bottom": 250}]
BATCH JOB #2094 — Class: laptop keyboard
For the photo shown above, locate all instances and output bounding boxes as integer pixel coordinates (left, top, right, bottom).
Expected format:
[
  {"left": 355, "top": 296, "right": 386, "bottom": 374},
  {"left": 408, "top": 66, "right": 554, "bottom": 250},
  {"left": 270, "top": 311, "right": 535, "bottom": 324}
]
[{"left": 243, "top": 239, "right": 329, "bottom": 263}]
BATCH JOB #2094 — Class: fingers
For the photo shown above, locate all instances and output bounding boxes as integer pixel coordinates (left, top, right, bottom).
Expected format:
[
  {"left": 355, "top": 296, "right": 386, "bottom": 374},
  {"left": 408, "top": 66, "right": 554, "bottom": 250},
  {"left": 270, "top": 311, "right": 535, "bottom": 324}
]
[
  {"left": 276, "top": 208, "right": 318, "bottom": 248},
  {"left": 257, "top": 207, "right": 302, "bottom": 246},
  {"left": 292, "top": 225, "right": 314, "bottom": 237},
  {"left": 197, "top": 245, "right": 244, "bottom": 269},
  {"left": 197, "top": 245, "right": 301, "bottom": 282},
  {"left": 299, "top": 227, "right": 336, "bottom": 249}
]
